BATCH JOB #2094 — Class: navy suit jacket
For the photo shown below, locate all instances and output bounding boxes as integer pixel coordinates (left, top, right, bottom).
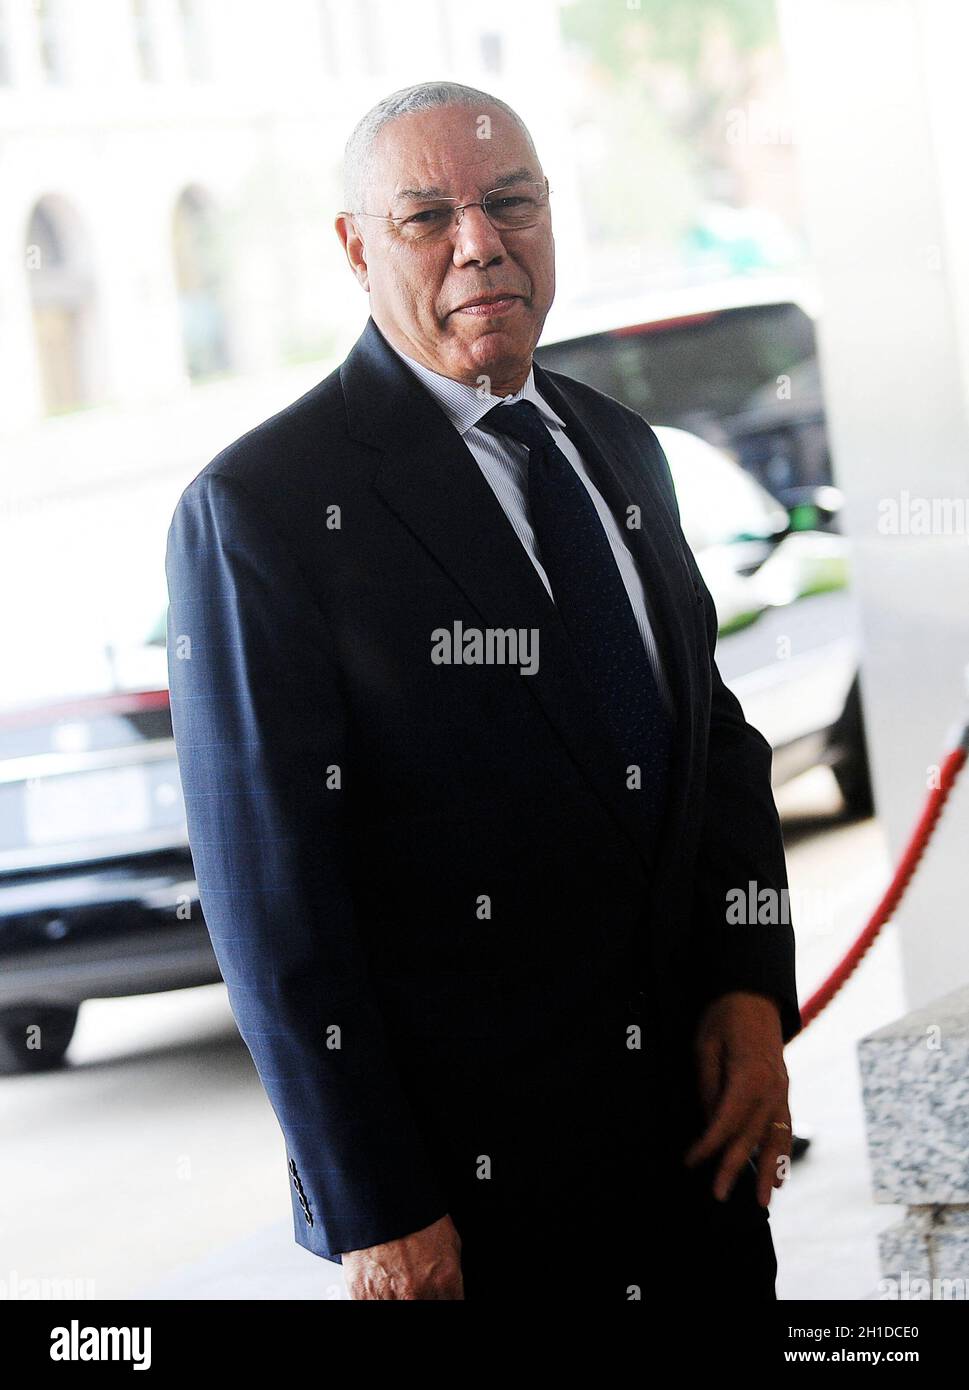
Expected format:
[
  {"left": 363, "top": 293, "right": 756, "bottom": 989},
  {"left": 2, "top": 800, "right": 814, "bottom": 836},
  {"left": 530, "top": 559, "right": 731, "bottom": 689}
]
[{"left": 165, "top": 314, "right": 800, "bottom": 1263}]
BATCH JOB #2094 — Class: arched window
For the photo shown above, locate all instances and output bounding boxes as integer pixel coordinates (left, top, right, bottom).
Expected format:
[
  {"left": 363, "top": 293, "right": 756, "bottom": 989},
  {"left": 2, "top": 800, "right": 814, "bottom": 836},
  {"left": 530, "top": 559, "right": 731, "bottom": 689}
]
[
  {"left": 25, "top": 196, "right": 96, "bottom": 413},
  {"left": 131, "top": 0, "right": 159, "bottom": 81},
  {"left": 172, "top": 186, "right": 230, "bottom": 380},
  {"left": 36, "top": 0, "right": 70, "bottom": 84}
]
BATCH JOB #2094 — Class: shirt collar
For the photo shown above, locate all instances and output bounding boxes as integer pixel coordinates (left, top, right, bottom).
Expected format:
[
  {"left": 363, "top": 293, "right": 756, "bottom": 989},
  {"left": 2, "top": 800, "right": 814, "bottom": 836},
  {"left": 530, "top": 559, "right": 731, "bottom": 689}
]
[{"left": 386, "top": 337, "right": 567, "bottom": 438}]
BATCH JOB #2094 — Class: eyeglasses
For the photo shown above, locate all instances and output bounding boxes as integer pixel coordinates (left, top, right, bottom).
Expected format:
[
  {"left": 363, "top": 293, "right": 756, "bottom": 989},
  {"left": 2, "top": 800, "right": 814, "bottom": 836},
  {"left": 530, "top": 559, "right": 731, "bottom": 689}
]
[{"left": 346, "top": 177, "right": 551, "bottom": 243}]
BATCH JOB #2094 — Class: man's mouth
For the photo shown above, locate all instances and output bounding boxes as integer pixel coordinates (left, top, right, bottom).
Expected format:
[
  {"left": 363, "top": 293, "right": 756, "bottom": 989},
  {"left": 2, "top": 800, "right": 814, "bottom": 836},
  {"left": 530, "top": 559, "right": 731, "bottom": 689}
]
[{"left": 452, "top": 294, "right": 523, "bottom": 318}]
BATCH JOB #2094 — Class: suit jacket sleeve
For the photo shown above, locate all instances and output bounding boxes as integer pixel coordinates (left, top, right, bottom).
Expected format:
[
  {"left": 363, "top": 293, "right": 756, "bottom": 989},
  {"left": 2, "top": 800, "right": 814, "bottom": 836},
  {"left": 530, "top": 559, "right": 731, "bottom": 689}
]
[
  {"left": 646, "top": 427, "right": 802, "bottom": 1045},
  {"left": 165, "top": 469, "right": 450, "bottom": 1262}
]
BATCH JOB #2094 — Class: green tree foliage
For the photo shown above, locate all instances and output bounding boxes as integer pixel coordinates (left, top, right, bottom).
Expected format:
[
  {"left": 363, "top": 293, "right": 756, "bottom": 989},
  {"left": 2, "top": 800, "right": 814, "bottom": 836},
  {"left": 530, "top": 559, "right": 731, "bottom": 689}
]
[{"left": 560, "top": 0, "right": 777, "bottom": 78}]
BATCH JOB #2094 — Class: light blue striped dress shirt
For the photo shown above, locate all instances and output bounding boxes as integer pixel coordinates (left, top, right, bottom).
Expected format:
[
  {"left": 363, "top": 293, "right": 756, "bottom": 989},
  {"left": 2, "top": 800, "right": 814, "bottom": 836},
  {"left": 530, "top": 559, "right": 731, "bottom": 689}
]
[{"left": 388, "top": 341, "right": 674, "bottom": 715}]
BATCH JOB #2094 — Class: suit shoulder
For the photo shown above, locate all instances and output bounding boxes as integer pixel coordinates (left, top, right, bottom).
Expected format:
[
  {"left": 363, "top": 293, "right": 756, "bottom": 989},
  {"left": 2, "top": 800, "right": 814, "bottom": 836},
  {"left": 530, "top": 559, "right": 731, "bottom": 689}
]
[
  {"left": 183, "top": 362, "right": 347, "bottom": 501},
  {"left": 539, "top": 364, "right": 661, "bottom": 442}
]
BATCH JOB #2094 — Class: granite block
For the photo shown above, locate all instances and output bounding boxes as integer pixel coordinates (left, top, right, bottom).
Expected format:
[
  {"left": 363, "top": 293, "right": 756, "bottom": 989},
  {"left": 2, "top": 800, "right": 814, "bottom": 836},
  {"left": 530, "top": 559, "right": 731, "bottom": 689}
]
[{"left": 858, "top": 984, "right": 969, "bottom": 1204}]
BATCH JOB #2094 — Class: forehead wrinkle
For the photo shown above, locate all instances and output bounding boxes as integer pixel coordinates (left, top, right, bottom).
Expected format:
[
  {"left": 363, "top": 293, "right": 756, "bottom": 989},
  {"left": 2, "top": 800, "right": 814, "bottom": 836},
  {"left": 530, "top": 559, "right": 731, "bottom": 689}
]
[{"left": 392, "top": 167, "right": 540, "bottom": 204}]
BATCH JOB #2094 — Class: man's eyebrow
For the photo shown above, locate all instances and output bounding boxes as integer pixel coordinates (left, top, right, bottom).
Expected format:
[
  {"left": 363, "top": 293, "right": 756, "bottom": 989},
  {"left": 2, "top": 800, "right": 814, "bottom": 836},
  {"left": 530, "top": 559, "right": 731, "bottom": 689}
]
[
  {"left": 489, "top": 168, "right": 539, "bottom": 190},
  {"left": 393, "top": 184, "right": 449, "bottom": 201},
  {"left": 392, "top": 168, "right": 539, "bottom": 202}
]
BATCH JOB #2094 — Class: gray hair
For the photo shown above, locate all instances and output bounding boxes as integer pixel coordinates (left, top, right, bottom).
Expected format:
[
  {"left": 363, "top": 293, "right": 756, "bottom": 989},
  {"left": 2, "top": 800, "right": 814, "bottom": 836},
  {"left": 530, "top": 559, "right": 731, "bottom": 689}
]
[{"left": 342, "top": 80, "right": 538, "bottom": 214}]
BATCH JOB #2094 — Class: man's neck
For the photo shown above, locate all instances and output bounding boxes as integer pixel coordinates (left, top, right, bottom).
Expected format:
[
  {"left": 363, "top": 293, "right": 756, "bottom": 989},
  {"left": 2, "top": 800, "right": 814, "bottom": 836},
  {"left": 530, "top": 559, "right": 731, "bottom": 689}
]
[{"left": 377, "top": 322, "right": 531, "bottom": 398}]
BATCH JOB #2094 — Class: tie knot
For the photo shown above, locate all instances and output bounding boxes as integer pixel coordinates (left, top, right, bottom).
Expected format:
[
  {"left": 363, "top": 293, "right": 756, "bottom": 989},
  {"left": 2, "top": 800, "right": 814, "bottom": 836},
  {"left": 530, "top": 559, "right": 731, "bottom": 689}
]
[{"left": 478, "top": 399, "right": 551, "bottom": 454}]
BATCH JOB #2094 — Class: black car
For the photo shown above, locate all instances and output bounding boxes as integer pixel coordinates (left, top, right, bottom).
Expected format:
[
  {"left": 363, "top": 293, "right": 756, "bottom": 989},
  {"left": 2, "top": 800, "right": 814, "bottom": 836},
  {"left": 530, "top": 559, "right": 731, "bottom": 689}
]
[
  {"left": 536, "top": 278, "right": 829, "bottom": 506},
  {"left": 0, "top": 684, "right": 219, "bottom": 1073}
]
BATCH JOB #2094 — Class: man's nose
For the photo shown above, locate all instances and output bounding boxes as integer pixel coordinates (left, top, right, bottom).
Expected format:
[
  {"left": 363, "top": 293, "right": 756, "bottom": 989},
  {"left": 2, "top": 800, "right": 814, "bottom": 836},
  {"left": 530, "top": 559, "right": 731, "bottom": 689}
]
[{"left": 451, "top": 204, "right": 506, "bottom": 265}]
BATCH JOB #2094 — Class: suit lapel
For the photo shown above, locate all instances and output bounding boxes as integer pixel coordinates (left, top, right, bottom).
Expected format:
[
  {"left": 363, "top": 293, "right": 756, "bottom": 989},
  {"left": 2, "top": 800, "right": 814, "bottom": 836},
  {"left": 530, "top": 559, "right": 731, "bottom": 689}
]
[{"left": 341, "top": 317, "right": 696, "bottom": 877}]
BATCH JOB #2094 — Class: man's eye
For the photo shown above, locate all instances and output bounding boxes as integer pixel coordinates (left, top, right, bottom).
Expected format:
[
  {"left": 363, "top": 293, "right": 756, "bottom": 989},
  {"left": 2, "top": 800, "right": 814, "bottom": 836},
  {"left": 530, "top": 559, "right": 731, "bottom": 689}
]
[
  {"left": 406, "top": 208, "right": 451, "bottom": 225},
  {"left": 490, "top": 197, "right": 529, "bottom": 211}
]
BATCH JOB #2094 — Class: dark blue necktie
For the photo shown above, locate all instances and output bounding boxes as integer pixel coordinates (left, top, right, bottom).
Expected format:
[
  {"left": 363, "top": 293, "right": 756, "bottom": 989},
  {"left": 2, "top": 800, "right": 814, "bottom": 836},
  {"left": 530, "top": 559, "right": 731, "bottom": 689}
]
[{"left": 479, "top": 399, "right": 674, "bottom": 831}]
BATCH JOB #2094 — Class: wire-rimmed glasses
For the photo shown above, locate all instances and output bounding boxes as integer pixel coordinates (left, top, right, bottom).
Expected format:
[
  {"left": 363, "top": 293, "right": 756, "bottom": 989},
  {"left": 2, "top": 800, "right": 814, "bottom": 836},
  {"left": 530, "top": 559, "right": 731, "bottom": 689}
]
[{"left": 346, "top": 177, "right": 551, "bottom": 243}]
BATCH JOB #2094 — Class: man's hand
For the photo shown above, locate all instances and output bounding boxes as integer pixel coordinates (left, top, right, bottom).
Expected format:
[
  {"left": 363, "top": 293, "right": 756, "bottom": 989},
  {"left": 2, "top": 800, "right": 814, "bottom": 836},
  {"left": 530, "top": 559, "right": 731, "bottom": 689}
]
[
  {"left": 683, "top": 991, "right": 791, "bottom": 1208},
  {"left": 342, "top": 1214, "right": 464, "bottom": 1300}
]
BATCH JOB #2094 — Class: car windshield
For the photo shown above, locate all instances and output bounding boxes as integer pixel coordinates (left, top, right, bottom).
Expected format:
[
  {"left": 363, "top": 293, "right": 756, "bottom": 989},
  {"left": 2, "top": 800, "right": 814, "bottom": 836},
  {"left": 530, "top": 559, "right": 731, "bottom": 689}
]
[{"left": 536, "top": 302, "right": 818, "bottom": 429}]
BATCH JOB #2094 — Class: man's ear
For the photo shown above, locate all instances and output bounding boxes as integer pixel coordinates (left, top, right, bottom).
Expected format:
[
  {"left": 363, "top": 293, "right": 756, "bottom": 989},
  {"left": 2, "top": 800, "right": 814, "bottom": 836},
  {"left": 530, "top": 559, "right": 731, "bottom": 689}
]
[{"left": 335, "top": 213, "right": 370, "bottom": 292}]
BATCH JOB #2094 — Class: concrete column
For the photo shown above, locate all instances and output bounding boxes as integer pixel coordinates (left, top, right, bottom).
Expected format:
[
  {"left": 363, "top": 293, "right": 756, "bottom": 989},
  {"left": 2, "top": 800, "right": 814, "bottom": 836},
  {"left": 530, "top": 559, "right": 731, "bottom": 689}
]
[{"left": 778, "top": 0, "right": 969, "bottom": 1008}]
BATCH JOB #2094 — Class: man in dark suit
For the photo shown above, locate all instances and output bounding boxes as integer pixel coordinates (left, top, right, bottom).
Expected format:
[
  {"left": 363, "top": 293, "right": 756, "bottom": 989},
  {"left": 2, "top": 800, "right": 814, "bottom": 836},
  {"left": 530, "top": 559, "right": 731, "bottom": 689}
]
[{"left": 165, "top": 80, "right": 799, "bottom": 1301}]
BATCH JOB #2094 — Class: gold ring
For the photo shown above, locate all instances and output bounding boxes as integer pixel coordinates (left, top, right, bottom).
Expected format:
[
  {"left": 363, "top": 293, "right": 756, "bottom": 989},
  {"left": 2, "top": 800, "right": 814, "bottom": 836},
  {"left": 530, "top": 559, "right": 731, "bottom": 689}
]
[{"left": 771, "top": 1121, "right": 791, "bottom": 1131}]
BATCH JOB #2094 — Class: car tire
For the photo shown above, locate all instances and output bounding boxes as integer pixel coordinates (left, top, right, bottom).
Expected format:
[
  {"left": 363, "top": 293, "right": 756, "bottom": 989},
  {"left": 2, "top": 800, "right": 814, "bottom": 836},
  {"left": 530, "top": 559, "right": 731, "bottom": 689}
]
[
  {"left": 830, "top": 677, "right": 875, "bottom": 820},
  {"left": 0, "top": 1004, "right": 79, "bottom": 1075}
]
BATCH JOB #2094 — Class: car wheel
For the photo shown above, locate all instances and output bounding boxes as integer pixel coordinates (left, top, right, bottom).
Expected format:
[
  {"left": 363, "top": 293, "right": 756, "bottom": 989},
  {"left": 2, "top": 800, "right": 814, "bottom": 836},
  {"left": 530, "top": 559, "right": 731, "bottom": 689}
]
[
  {"left": 0, "top": 1004, "right": 79, "bottom": 1075},
  {"left": 830, "top": 677, "right": 875, "bottom": 819}
]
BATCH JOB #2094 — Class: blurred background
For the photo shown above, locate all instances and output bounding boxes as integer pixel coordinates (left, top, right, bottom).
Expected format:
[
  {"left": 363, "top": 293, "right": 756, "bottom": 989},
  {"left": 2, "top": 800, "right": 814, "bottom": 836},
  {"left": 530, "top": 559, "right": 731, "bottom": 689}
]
[{"left": 2, "top": 0, "right": 967, "bottom": 1301}]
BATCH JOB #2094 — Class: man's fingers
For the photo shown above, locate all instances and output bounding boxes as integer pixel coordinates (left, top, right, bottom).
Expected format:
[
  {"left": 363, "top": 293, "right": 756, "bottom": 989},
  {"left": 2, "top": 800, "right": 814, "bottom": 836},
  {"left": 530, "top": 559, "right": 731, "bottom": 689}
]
[
  {"left": 710, "top": 1100, "right": 773, "bottom": 1201},
  {"left": 683, "top": 1075, "right": 755, "bottom": 1167},
  {"left": 755, "top": 1117, "right": 793, "bottom": 1207},
  {"left": 755, "top": 1140, "right": 786, "bottom": 1208},
  {"left": 342, "top": 1215, "right": 464, "bottom": 1299}
]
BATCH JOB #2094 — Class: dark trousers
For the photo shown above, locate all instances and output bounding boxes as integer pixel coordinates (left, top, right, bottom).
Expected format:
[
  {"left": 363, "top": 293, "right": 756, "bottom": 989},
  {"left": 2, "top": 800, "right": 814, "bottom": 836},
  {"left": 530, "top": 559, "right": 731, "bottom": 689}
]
[
  {"left": 432, "top": 965, "right": 778, "bottom": 1303},
  {"left": 454, "top": 1150, "right": 777, "bottom": 1303}
]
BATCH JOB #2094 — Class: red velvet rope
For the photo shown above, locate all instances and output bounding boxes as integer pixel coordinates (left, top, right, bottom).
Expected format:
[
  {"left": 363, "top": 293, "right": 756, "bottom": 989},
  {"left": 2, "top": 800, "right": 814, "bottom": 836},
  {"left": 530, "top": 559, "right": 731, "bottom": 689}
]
[{"left": 798, "top": 740, "right": 968, "bottom": 1029}]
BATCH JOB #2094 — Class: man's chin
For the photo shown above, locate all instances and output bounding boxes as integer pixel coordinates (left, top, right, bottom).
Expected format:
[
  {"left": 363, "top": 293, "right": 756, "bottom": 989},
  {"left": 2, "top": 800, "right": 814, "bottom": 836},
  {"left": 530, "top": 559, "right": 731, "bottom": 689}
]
[{"left": 450, "top": 323, "right": 534, "bottom": 382}]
